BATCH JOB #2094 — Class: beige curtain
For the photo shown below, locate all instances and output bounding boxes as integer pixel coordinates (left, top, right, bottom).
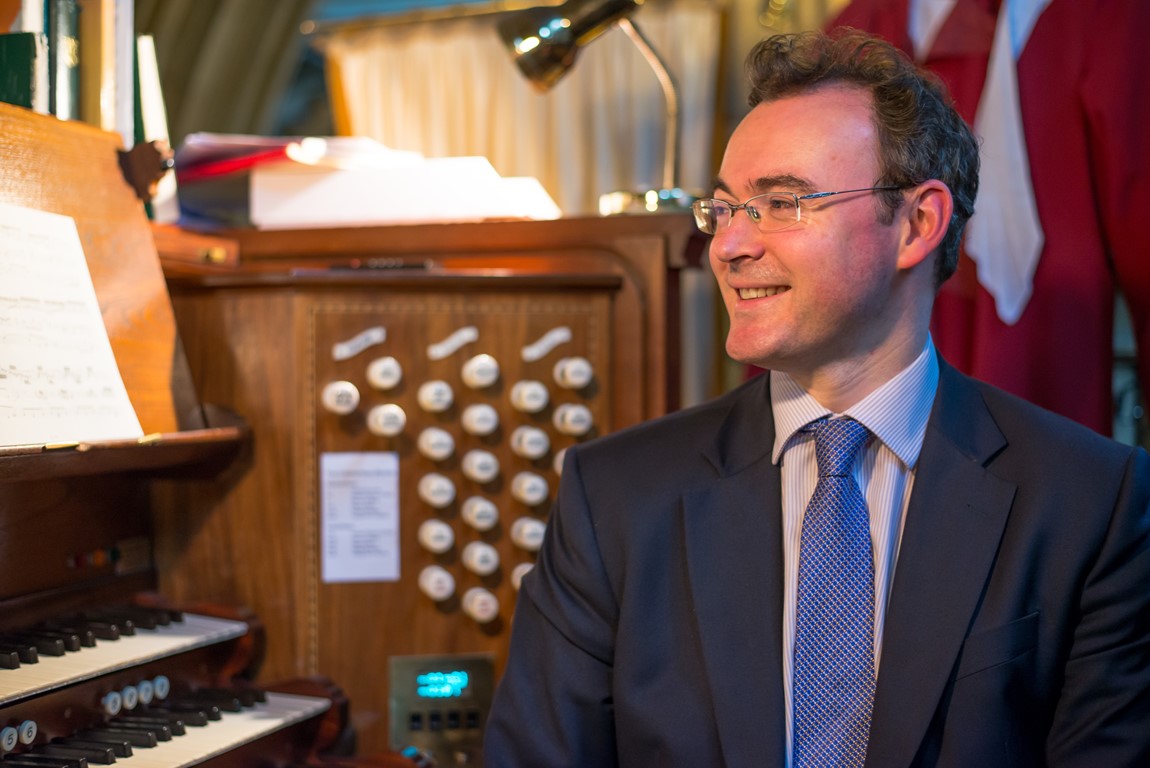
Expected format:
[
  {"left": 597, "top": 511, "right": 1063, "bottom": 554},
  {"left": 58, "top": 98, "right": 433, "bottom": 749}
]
[{"left": 318, "top": 0, "right": 722, "bottom": 216}]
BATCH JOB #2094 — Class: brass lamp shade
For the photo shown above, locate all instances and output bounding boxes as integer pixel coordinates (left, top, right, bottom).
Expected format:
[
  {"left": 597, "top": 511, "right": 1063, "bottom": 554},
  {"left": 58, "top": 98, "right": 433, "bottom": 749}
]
[{"left": 496, "top": 0, "right": 642, "bottom": 91}]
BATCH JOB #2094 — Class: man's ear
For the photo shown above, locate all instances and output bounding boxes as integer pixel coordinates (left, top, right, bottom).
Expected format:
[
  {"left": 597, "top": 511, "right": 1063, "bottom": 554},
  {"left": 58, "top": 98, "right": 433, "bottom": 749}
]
[{"left": 896, "top": 180, "right": 953, "bottom": 270}]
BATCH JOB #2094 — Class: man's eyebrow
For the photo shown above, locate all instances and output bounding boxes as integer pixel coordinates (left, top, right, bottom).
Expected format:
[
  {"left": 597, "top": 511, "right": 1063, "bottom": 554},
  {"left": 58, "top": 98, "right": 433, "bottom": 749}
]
[{"left": 710, "top": 174, "right": 815, "bottom": 196}]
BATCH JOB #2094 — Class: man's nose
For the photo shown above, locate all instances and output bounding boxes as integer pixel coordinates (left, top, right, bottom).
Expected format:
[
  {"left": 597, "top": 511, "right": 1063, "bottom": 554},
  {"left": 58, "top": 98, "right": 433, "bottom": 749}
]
[{"left": 709, "top": 213, "right": 763, "bottom": 263}]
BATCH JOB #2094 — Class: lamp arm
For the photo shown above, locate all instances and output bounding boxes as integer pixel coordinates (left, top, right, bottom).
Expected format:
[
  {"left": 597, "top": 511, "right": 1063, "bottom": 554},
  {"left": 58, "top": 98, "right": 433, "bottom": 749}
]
[{"left": 616, "top": 17, "right": 680, "bottom": 191}]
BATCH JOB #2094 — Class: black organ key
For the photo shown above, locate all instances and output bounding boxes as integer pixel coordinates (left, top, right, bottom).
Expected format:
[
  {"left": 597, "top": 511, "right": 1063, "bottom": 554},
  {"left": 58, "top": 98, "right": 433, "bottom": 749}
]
[
  {"left": 1, "top": 756, "right": 88, "bottom": 768},
  {"left": 0, "top": 632, "right": 67, "bottom": 657},
  {"left": 34, "top": 741, "right": 116, "bottom": 763},
  {"left": 134, "top": 707, "right": 207, "bottom": 727},
  {"left": 83, "top": 726, "right": 166, "bottom": 745},
  {"left": 36, "top": 621, "right": 98, "bottom": 647},
  {"left": 75, "top": 728, "right": 158, "bottom": 748},
  {"left": 28, "top": 629, "right": 84, "bottom": 653},
  {"left": 181, "top": 690, "right": 243, "bottom": 713},
  {"left": 113, "top": 714, "right": 186, "bottom": 736},
  {"left": 0, "top": 648, "right": 22, "bottom": 669},
  {"left": 51, "top": 737, "right": 133, "bottom": 758},
  {"left": 0, "top": 641, "right": 39, "bottom": 664},
  {"left": 155, "top": 700, "right": 222, "bottom": 721},
  {"left": 77, "top": 614, "right": 134, "bottom": 636},
  {"left": 45, "top": 619, "right": 120, "bottom": 642}
]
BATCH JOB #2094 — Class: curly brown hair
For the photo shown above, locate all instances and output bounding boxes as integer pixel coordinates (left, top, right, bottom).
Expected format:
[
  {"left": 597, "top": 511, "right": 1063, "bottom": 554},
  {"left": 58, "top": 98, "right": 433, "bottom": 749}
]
[{"left": 745, "top": 27, "right": 979, "bottom": 287}]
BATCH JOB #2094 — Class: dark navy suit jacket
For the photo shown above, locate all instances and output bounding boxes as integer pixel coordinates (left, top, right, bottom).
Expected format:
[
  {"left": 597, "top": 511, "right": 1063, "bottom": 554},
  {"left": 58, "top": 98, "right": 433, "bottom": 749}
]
[{"left": 485, "top": 357, "right": 1150, "bottom": 767}]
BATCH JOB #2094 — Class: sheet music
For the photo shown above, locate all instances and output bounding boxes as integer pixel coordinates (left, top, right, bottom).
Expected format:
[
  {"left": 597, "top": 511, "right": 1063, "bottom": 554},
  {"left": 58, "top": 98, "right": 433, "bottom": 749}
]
[{"left": 0, "top": 203, "right": 143, "bottom": 446}]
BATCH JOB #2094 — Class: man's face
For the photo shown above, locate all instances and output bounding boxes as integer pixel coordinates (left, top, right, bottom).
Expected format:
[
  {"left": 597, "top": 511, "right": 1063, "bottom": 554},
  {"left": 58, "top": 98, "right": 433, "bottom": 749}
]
[{"left": 709, "top": 85, "right": 908, "bottom": 385}]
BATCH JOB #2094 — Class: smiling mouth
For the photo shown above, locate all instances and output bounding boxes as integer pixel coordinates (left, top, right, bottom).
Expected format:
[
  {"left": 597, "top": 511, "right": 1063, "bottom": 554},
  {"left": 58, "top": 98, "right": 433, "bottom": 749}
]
[{"left": 738, "top": 287, "right": 790, "bottom": 299}]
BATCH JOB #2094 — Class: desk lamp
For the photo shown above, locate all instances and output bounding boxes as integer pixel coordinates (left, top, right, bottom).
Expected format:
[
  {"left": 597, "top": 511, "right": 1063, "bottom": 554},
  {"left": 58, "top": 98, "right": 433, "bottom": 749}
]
[{"left": 496, "top": 0, "right": 692, "bottom": 214}]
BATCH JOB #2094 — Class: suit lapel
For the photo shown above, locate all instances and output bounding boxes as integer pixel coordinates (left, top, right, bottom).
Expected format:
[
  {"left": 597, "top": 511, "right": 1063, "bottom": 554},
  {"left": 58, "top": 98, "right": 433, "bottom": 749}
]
[
  {"left": 865, "top": 361, "right": 1017, "bottom": 767},
  {"left": 683, "top": 375, "right": 788, "bottom": 768}
]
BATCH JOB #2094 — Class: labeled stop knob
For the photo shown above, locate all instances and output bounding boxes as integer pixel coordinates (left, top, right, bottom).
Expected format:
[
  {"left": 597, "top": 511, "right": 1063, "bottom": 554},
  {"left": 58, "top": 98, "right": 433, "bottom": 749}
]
[
  {"left": 461, "top": 403, "right": 500, "bottom": 436},
  {"left": 418, "top": 473, "right": 456, "bottom": 508},
  {"left": 418, "top": 519, "right": 455, "bottom": 554},
  {"left": 417, "top": 380, "right": 454, "bottom": 413},
  {"left": 321, "top": 380, "right": 360, "bottom": 415},
  {"left": 511, "top": 471, "right": 549, "bottom": 506},
  {"left": 510, "top": 516, "right": 547, "bottom": 552},
  {"left": 552, "top": 403, "right": 593, "bottom": 436},
  {"left": 367, "top": 403, "right": 407, "bottom": 437},
  {"left": 461, "top": 587, "right": 500, "bottom": 624},
  {"left": 461, "top": 353, "right": 500, "bottom": 389},
  {"left": 461, "top": 496, "right": 499, "bottom": 531},
  {"left": 553, "top": 356, "right": 594, "bottom": 390},
  {"left": 417, "top": 427, "right": 456, "bottom": 461},
  {"left": 510, "top": 380, "right": 549, "bottom": 413},
  {"left": 461, "top": 449, "right": 500, "bottom": 483},
  {"left": 418, "top": 565, "right": 456, "bottom": 602},
  {"left": 461, "top": 540, "right": 500, "bottom": 576},
  {"left": 366, "top": 356, "right": 403, "bottom": 390},
  {"left": 510, "top": 425, "right": 550, "bottom": 460}
]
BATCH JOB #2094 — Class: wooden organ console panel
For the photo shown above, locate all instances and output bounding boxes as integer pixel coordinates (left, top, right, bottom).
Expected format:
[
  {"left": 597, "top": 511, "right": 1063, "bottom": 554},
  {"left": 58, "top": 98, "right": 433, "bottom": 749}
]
[
  {"left": 153, "top": 216, "right": 703, "bottom": 759},
  {"left": 0, "top": 102, "right": 414, "bottom": 767}
]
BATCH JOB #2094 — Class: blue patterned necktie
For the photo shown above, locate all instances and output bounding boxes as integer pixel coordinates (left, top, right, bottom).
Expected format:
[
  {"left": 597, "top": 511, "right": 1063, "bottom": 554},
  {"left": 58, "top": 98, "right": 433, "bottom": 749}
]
[{"left": 793, "top": 417, "right": 875, "bottom": 768}]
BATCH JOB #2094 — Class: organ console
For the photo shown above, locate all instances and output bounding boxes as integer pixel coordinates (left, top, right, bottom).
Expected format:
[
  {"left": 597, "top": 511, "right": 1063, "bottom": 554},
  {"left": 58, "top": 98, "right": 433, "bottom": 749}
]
[
  {"left": 150, "top": 214, "right": 704, "bottom": 760},
  {"left": 0, "top": 103, "right": 415, "bottom": 765}
]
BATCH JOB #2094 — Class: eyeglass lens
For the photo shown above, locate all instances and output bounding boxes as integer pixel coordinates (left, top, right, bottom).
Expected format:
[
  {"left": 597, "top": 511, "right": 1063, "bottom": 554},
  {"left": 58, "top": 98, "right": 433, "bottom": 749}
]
[{"left": 691, "top": 193, "right": 800, "bottom": 234}]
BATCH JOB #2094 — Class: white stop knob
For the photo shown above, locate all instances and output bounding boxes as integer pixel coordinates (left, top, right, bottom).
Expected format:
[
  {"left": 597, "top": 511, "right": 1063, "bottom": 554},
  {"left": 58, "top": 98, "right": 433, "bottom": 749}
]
[
  {"left": 461, "top": 449, "right": 500, "bottom": 483},
  {"left": 553, "top": 447, "right": 568, "bottom": 476},
  {"left": 461, "top": 587, "right": 500, "bottom": 624},
  {"left": 120, "top": 685, "right": 139, "bottom": 711},
  {"left": 461, "top": 354, "right": 500, "bottom": 389},
  {"left": 510, "top": 516, "right": 547, "bottom": 552},
  {"left": 511, "top": 471, "right": 549, "bottom": 506},
  {"left": 417, "top": 427, "right": 456, "bottom": 461},
  {"left": 461, "top": 496, "right": 499, "bottom": 531},
  {"left": 16, "top": 721, "right": 36, "bottom": 745},
  {"left": 417, "top": 380, "right": 454, "bottom": 413},
  {"left": 367, "top": 403, "right": 407, "bottom": 437},
  {"left": 509, "top": 380, "right": 549, "bottom": 413},
  {"left": 418, "top": 565, "right": 456, "bottom": 602},
  {"left": 418, "top": 473, "right": 456, "bottom": 508},
  {"left": 366, "top": 356, "right": 403, "bottom": 390},
  {"left": 553, "top": 403, "right": 594, "bottom": 436},
  {"left": 418, "top": 519, "right": 455, "bottom": 554},
  {"left": 461, "top": 540, "right": 501, "bottom": 576},
  {"left": 321, "top": 380, "right": 360, "bottom": 415},
  {"left": 510, "top": 425, "right": 550, "bottom": 460},
  {"left": 553, "top": 356, "right": 594, "bottom": 390},
  {"left": 461, "top": 403, "right": 500, "bottom": 436}
]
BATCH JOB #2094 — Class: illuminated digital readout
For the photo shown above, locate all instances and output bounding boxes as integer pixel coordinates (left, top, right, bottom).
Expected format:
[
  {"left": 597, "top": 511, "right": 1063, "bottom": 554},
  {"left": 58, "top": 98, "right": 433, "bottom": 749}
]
[{"left": 416, "top": 670, "right": 470, "bottom": 698}]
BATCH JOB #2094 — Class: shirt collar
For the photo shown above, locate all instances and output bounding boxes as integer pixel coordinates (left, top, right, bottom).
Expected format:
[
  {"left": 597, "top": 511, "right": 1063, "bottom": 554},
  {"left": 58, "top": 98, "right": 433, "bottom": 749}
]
[{"left": 770, "top": 336, "right": 940, "bottom": 469}]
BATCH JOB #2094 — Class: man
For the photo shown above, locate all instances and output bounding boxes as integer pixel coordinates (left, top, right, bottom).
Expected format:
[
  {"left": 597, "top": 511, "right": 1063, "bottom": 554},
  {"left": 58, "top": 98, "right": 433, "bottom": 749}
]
[{"left": 484, "top": 28, "right": 1150, "bottom": 767}]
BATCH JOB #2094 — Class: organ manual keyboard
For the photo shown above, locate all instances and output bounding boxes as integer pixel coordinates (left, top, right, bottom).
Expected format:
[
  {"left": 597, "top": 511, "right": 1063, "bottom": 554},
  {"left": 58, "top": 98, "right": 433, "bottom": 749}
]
[{"left": 0, "top": 103, "right": 416, "bottom": 766}]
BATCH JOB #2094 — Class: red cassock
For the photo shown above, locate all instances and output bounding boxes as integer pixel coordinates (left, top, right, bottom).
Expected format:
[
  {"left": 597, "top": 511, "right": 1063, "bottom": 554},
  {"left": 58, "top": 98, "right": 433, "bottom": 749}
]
[{"left": 829, "top": 0, "right": 1150, "bottom": 435}]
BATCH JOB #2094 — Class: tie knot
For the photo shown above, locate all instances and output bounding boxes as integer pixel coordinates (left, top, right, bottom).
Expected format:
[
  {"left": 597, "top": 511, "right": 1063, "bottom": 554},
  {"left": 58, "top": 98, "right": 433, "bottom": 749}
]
[{"left": 810, "top": 417, "right": 869, "bottom": 478}]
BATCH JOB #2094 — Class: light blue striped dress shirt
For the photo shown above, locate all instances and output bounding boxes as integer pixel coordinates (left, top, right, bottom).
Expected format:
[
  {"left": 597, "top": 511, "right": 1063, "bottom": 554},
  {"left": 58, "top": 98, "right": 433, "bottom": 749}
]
[{"left": 771, "top": 337, "right": 940, "bottom": 766}]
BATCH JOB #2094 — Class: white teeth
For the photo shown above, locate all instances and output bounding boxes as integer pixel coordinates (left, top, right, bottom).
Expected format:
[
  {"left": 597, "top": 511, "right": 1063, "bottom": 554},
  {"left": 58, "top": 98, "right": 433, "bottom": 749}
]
[{"left": 738, "top": 286, "right": 787, "bottom": 299}]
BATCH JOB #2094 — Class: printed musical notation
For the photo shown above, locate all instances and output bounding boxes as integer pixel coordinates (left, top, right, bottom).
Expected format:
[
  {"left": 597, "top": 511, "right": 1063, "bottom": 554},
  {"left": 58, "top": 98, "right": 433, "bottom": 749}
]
[{"left": 0, "top": 203, "right": 143, "bottom": 446}]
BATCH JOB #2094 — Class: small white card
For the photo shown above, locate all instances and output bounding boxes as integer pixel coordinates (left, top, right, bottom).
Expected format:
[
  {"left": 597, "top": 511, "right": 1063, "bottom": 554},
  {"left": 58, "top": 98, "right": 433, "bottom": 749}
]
[{"left": 321, "top": 451, "right": 401, "bottom": 583}]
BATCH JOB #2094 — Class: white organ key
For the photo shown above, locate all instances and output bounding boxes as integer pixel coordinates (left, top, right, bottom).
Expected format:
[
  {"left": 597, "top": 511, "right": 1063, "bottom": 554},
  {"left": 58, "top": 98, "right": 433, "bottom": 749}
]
[
  {"left": 0, "top": 614, "right": 248, "bottom": 706},
  {"left": 113, "top": 692, "right": 330, "bottom": 768}
]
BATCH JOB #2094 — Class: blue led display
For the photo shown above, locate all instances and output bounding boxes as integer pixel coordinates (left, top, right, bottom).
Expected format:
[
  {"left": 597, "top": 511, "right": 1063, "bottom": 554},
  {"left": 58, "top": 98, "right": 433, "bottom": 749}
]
[{"left": 416, "top": 670, "right": 470, "bottom": 698}]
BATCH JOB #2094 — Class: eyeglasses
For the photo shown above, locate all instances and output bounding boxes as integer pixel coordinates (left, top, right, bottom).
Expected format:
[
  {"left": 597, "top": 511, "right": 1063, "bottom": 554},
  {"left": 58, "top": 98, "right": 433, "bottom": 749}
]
[{"left": 690, "top": 186, "right": 904, "bottom": 234}]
